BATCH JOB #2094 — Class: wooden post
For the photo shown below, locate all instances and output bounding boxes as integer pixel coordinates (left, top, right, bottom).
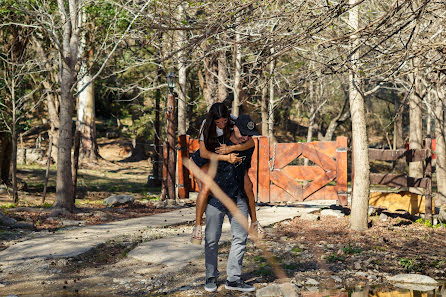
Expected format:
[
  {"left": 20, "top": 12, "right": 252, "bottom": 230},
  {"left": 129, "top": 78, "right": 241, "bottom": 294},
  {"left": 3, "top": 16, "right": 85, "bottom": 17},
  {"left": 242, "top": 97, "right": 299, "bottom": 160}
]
[
  {"left": 336, "top": 136, "right": 348, "bottom": 206},
  {"left": 166, "top": 92, "right": 176, "bottom": 204},
  {"left": 177, "top": 135, "right": 190, "bottom": 199},
  {"left": 257, "top": 136, "right": 270, "bottom": 202},
  {"left": 424, "top": 138, "right": 433, "bottom": 223}
]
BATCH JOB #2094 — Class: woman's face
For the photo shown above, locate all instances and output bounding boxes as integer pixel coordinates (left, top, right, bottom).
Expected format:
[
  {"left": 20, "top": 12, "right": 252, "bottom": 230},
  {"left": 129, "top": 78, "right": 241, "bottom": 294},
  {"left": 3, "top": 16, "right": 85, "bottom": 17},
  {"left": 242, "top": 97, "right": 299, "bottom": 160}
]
[{"left": 214, "top": 117, "right": 228, "bottom": 129}]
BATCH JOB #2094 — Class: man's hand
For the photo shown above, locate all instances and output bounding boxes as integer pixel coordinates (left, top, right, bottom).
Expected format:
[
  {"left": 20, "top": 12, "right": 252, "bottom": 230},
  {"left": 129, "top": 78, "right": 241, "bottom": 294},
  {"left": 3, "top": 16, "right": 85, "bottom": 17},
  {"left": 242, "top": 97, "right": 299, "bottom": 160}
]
[
  {"left": 226, "top": 153, "right": 242, "bottom": 164},
  {"left": 216, "top": 144, "right": 233, "bottom": 155}
]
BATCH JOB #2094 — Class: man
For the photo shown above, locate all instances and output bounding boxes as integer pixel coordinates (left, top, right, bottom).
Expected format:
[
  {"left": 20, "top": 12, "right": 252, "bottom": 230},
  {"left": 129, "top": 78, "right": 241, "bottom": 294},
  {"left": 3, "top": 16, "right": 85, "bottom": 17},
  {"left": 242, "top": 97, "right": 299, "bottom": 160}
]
[{"left": 204, "top": 114, "right": 259, "bottom": 293}]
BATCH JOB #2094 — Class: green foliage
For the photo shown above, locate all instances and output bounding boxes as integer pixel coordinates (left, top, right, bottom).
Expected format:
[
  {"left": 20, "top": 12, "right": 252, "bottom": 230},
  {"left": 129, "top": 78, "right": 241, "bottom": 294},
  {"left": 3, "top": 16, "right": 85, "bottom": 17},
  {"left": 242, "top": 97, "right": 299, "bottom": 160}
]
[
  {"left": 341, "top": 244, "right": 363, "bottom": 255},
  {"left": 291, "top": 247, "right": 302, "bottom": 254},
  {"left": 415, "top": 218, "right": 446, "bottom": 228},
  {"left": 0, "top": 203, "right": 16, "bottom": 209},
  {"left": 326, "top": 253, "right": 345, "bottom": 263},
  {"left": 399, "top": 257, "right": 422, "bottom": 272}
]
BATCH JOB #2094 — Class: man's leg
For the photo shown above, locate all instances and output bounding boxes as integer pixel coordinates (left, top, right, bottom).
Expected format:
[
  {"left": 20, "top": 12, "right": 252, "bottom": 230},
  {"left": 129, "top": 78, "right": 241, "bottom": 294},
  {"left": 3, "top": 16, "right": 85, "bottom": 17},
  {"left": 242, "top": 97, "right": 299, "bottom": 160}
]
[
  {"left": 204, "top": 203, "right": 225, "bottom": 281},
  {"left": 226, "top": 197, "right": 249, "bottom": 282}
]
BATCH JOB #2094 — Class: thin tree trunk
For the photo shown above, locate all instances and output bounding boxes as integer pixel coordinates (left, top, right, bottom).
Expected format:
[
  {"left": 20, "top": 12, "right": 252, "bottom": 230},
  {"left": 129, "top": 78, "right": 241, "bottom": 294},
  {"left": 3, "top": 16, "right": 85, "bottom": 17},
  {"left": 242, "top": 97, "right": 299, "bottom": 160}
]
[
  {"left": 77, "top": 73, "right": 100, "bottom": 161},
  {"left": 261, "top": 78, "right": 268, "bottom": 136},
  {"left": 409, "top": 61, "right": 424, "bottom": 189},
  {"left": 349, "top": 0, "right": 369, "bottom": 231},
  {"left": 435, "top": 77, "right": 446, "bottom": 201},
  {"left": 233, "top": 28, "right": 242, "bottom": 117},
  {"left": 268, "top": 51, "right": 276, "bottom": 142},
  {"left": 217, "top": 50, "right": 228, "bottom": 103},
  {"left": 393, "top": 93, "right": 404, "bottom": 149},
  {"left": 177, "top": 4, "right": 187, "bottom": 136},
  {"left": 11, "top": 84, "right": 18, "bottom": 203},
  {"left": 0, "top": 133, "right": 12, "bottom": 184},
  {"left": 42, "top": 136, "right": 53, "bottom": 203},
  {"left": 72, "top": 129, "right": 81, "bottom": 201}
]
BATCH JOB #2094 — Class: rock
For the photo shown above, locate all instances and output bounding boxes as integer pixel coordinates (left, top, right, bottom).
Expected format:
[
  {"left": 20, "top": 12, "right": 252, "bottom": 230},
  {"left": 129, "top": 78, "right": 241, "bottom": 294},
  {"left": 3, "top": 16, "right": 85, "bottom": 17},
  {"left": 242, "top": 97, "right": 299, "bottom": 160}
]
[
  {"left": 321, "top": 209, "right": 344, "bottom": 218},
  {"left": 300, "top": 213, "right": 319, "bottom": 221},
  {"left": 256, "top": 283, "right": 298, "bottom": 297},
  {"left": 0, "top": 283, "right": 5, "bottom": 287},
  {"left": 394, "top": 283, "right": 439, "bottom": 292},
  {"left": 0, "top": 186, "right": 6, "bottom": 194},
  {"left": 388, "top": 274, "right": 438, "bottom": 285},
  {"left": 331, "top": 276, "right": 342, "bottom": 283},
  {"left": 104, "top": 195, "right": 134, "bottom": 207},
  {"left": 368, "top": 206, "right": 378, "bottom": 216},
  {"left": 305, "top": 278, "right": 319, "bottom": 286},
  {"left": 62, "top": 220, "right": 85, "bottom": 227},
  {"left": 354, "top": 262, "right": 362, "bottom": 270},
  {"left": 438, "top": 207, "right": 446, "bottom": 223},
  {"left": 379, "top": 213, "right": 388, "bottom": 221},
  {"left": 0, "top": 212, "right": 17, "bottom": 226},
  {"left": 13, "top": 221, "right": 35, "bottom": 230}
]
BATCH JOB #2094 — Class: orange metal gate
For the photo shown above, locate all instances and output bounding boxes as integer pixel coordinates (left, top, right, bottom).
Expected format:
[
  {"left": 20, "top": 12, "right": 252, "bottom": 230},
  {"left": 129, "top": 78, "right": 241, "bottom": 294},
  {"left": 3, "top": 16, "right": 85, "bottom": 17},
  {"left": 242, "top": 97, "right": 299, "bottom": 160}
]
[{"left": 177, "top": 135, "right": 348, "bottom": 205}]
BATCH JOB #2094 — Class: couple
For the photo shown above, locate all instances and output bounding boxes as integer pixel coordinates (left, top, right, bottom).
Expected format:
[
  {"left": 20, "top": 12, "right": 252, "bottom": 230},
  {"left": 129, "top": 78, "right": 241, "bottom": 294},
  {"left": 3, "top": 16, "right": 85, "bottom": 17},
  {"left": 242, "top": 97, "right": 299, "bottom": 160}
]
[{"left": 191, "top": 102, "right": 263, "bottom": 293}]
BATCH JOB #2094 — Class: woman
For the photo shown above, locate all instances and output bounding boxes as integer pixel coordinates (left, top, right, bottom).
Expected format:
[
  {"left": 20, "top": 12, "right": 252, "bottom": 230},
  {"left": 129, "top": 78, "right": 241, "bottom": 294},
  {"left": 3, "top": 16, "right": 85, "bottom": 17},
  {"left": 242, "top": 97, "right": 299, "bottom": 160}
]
[{"left": 191, "top": 102, "right": 264, "bottom": 245}]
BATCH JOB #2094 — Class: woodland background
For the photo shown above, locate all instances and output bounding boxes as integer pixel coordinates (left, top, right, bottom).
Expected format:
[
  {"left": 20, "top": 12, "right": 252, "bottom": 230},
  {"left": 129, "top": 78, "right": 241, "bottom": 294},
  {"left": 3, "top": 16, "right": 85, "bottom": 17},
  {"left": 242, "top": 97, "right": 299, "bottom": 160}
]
[{"left": 1, "top": 0, "right": 445, "bottom": 231}]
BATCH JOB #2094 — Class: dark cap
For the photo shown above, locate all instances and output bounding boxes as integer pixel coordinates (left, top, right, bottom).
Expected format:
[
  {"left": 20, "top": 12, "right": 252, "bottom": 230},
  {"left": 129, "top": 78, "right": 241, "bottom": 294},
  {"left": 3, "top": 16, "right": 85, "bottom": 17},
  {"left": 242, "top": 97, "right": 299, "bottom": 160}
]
[{"left": 234, "top": 114, "right": 259, "bottom": 136}]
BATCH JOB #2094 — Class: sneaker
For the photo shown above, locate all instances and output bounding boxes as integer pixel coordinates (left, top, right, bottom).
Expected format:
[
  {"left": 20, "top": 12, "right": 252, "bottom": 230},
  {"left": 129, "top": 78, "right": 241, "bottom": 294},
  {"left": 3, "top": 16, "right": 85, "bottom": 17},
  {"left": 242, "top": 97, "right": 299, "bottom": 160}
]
[
  {"left": 204, "top": 277, "right": 217, "bottom": 292},
  {"left": 225, "top": 279, "right": 255, "bottom": 292},
  {"left": 190, "top": 225, "right": 202, "bottom": 245},
  {"left": 250, "top": 221, "right": 265, "bottom": 239}
]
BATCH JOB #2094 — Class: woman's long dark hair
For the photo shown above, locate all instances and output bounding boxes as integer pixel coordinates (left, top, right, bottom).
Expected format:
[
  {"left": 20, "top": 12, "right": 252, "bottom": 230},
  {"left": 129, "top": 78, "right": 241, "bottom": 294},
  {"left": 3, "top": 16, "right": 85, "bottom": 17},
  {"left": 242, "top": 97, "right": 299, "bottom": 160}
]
[{"left": 201, "top": 102, "right": 232, "bottom": 152}]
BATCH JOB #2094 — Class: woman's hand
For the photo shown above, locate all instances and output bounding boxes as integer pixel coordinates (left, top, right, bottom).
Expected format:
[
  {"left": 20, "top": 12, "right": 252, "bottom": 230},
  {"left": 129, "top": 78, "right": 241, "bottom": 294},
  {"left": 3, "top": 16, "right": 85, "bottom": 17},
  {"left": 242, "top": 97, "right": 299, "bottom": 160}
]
[
  {"left": 216, "top": 144, "right": 233, "bottom": 155},
  {"left": 226, "top": 153, "right": 242, "bottom": 164}
]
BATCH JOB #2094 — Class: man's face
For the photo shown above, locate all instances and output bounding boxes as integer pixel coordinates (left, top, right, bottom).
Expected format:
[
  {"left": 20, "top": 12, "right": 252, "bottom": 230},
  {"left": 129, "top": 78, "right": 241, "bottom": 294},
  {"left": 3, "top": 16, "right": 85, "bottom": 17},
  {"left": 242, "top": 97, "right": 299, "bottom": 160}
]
[{"left": 234, "top": 125, "right": 249, "bottom": 143}]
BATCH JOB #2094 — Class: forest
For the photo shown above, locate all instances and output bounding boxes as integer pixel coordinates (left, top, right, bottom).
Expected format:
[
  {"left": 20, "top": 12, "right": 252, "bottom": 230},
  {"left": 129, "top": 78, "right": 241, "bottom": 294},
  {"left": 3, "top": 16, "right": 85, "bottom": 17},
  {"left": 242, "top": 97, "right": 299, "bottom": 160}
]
[{"left": 1, "top": 0, "right": 446, "bottom": 295}]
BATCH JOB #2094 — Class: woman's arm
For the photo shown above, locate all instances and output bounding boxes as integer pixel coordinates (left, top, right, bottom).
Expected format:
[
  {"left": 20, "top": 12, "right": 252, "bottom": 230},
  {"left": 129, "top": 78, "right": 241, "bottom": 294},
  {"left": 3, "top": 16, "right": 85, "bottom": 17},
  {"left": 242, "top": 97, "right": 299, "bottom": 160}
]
[
  {"left": 215, "top": 137, "right": 255, "bottom": 154},
  {"left": 199, "top": 141, "right": 241, "bottom": 163}
]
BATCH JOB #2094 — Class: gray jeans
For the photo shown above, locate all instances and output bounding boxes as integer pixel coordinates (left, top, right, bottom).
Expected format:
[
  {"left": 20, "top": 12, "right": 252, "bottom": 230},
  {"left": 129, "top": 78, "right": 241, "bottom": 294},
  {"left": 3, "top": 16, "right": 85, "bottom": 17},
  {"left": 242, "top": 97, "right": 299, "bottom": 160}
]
[{"left": 204, "top": 197, "right": 248, "bottom": 282}]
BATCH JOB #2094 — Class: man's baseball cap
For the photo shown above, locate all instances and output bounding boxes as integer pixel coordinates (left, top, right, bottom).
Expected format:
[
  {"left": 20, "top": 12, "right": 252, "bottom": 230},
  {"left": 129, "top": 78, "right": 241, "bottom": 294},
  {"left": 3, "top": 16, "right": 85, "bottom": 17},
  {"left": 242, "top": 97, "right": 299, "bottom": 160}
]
[{"left": 234, "top": 114, "right": 259, "bottom": 136}]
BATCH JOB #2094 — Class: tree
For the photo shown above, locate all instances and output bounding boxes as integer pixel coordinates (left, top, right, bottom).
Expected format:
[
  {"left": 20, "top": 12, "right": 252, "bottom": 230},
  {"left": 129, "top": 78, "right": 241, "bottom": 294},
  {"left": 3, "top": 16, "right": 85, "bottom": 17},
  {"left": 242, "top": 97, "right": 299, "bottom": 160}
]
[{"left": 348, "top": 0, "right": 370, "bottom": 231}]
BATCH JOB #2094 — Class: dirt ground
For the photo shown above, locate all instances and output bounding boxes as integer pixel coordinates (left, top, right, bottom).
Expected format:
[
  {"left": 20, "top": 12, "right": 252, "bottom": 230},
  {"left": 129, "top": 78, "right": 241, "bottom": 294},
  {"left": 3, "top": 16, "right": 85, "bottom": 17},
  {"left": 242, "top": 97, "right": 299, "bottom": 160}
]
[
  {"left": 1, "top": 213, "right": 445, "bottom": 297},
  {"left": 1, "top": 138, "right": 446, "bottom": 296}
]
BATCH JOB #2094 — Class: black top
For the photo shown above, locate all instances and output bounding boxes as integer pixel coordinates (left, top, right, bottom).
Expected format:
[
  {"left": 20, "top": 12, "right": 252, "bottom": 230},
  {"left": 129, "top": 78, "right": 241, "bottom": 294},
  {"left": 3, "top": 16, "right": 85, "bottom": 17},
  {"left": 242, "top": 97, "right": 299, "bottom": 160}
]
[{"left": 207, "top": 136, "right": 254, "bottom": 212}]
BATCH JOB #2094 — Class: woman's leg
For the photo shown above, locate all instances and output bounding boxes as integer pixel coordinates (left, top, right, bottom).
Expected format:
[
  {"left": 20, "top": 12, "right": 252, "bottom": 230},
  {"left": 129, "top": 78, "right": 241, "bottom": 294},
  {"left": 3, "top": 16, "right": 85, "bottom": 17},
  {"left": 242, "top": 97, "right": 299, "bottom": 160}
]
[
  {"left": 195, "top": 163, "right": 210, "bottom": 226},
  {"left": 244, "top": 171, "right": 265, "bottom": 238},
  {"left": 243, "top": 171, "right": 257, "bottom": 222},
  {"left": 191, "top": 163, "right": 211, "bottom": 244}
]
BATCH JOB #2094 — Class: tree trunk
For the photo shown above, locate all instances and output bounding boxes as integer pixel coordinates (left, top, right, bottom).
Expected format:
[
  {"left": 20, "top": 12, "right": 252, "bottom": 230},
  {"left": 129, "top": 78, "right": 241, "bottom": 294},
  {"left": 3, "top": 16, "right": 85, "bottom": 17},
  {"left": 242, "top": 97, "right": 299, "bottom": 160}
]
[
  {"left": 349, "top": 0, "right": 369, "bottom": 231},
  {"left": 177, "top": 4, "right": 187, "bottom": 136},
  {"left": 0, "top": 133, "right": 12, "bottom": 184},
  {"left": 393, "top": 93, "right": 404, "bottom": 149},
  {"left": 232, "top": 28, "right": 242, "bottom": 117},
  {"left": 54, "top": 65, "right": 75, "bottom": 211},
  {"left": 11, "top": 87, "right": 18, "bottom": 203},
  {"left": 268, "top": 51, "right": 276, "bottom": 142},
  {"left": 217, "top": 50, "right": 228, "bottom": 103},
  {"left": 202, "top": 44, "right": 217, "bottom": 107},
  {"left": 53, "top": 0, "right": 80, "bottom": 212},
  {"left": 409, "top": 62, "right": 424, "bottom": 188},
  {"left": 435, "top": 77, "right": 446, "bottom": 201},
  {"left": 153, "top": 58, "right": 162, "bottom": 181},
  {"left": 261, "top": 78, "right": 268, "bottom": 136},
  {"left": 323, "top": 96, "right": 349, "bottom": 141},
  {"left": 77, "top": 73, "right": 100, "bottom": 161}
]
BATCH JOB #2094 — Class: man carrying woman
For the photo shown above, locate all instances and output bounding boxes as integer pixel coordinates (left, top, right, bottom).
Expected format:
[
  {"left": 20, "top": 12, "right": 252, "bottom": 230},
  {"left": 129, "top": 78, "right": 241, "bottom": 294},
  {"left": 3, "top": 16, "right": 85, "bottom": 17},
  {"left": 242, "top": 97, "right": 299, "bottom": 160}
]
[{"left": 190, "top": 102, "right": 261, "bottom": 292}]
